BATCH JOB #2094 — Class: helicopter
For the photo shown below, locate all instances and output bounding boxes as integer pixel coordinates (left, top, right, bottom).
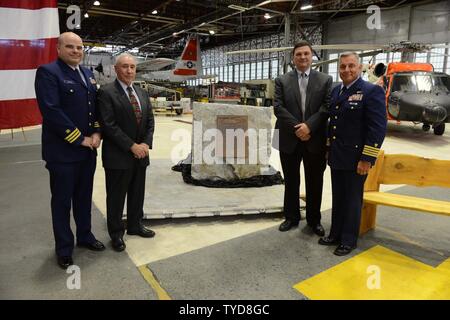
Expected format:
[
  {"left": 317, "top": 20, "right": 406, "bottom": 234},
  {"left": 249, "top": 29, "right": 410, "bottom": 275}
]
[{"left": 226, "top": 41, "right": 450, "bottom": 135}]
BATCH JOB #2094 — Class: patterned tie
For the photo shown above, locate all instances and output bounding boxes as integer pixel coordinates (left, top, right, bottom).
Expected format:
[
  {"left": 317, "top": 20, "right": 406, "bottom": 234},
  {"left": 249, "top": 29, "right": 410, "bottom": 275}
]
[
  {"left": 299, "top": 72, "right": 307, "bottom": 116},
  {"left": 126, "top": 86, "right": 142, "bottom": 124}
]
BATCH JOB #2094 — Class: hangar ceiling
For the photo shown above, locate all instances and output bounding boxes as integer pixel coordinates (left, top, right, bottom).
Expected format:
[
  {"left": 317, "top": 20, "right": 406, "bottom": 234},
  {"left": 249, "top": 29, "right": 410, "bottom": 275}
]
[{"left": 58, "top": 0, "right": 427, "bottom": 58}]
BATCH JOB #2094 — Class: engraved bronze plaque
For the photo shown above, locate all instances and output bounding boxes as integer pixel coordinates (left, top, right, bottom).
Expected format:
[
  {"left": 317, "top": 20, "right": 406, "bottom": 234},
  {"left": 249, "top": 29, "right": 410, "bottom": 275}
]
[{"left": 216, "top": 115, "right": 248, "bottom": 160}]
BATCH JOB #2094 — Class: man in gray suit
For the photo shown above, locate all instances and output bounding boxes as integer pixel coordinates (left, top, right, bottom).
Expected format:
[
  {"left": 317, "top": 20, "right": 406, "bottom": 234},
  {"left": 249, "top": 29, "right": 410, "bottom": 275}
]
[
  {"left": 97, "top": 53, "right": 155, "bottom": 252},
  {"left": 274, "top": 41, "right": 332, "bottom": 234}
]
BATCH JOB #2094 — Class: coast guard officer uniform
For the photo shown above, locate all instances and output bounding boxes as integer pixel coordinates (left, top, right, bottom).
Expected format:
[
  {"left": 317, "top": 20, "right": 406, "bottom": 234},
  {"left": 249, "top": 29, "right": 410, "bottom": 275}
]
[
  {"left": 326, "top": 77, "right": 387, "bottom": 252},
  {"left": 35, "top": 58, "right": 100, "bottom": 258}
]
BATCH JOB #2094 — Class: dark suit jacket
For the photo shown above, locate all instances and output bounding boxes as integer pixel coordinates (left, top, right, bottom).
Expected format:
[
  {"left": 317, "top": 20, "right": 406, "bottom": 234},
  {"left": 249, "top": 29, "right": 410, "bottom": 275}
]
[
  {"left": 274, "top": 69, "right": 332, "bottom": 155},
  {"left": 34, "top": 59, "right": 99, "bottom": 163},
  {"left": 97, "top": 80, "right": 155, "bottom": 169}
]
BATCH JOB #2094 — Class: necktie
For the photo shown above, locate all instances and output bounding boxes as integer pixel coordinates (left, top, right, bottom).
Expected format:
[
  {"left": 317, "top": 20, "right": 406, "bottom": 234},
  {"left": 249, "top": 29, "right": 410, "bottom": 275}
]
[
  {"left": 339, "top": 85, "right": 347, "bottom": 96},
  {"left": 299, "top": 72, "right": 307, "bottom": 116},
  {"left": 75, "top": 67, "right": 87, "bottom": 86},
  {"left": 126, "top": 86, "right": 142, "bottom": 124}
]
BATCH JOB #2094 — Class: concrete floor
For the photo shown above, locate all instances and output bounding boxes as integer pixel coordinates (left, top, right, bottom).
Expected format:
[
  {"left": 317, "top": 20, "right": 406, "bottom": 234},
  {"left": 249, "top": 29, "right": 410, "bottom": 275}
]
[{"left": 0, "top": 113, "right": 449, "bottom": 299}]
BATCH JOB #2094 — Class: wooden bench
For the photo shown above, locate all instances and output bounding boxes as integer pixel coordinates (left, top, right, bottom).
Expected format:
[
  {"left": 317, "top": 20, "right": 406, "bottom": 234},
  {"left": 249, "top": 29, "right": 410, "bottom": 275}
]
[{"left": 359, "top": 150, "right": 450, "bottom": 235}]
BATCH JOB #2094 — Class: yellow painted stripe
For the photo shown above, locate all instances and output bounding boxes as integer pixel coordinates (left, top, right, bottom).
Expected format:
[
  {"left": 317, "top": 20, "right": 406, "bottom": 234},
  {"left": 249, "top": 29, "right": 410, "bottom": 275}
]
[
  {"left": 294, "top": 245, "right": 450, "bottom": 299},
  {"left": 364, "top": 145, "right": 380, "bottom": 152},
  {"left": 67, "top": 131, "right": 81, "bottom": 143},
  {"left": 138, "top": 265, "right": 172, "bottom": 300},
  {"left": 65, "top": 128, "right": 79, "bottom": 141}
]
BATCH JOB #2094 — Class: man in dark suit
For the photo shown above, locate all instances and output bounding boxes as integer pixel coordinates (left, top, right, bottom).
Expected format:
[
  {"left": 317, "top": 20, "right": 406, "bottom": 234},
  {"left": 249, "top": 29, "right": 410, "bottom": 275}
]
[
  {"left": 318, "top": 52, "right": 387, "bottom": 256},
  {"left": 34, "top": 32, "right": 105, "bottom": 269},
  {"left": 97, "top": 54, "right": 155, "bottom": 252},
  {"left": 274, "top": 41, "right": 332, "bottom": 235}
]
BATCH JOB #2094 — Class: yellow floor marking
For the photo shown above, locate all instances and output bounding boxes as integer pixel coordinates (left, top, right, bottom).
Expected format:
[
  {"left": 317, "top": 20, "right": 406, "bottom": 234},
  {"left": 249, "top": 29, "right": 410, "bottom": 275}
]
[
  {"left": 138, "top": 265, "right": 172, "bottom": 300},
  {"left": 294, "top": 245, "right": 450, "bottom": 300}
]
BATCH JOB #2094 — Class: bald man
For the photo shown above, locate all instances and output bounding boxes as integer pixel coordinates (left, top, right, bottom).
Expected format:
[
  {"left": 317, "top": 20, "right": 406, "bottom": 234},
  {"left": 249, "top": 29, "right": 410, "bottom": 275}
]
[
  {"left": 97, "top": 54, "right": 155, "bottom": 252},
  {"left": 35, "top": 32, "right": 105, "bottom": 269}
]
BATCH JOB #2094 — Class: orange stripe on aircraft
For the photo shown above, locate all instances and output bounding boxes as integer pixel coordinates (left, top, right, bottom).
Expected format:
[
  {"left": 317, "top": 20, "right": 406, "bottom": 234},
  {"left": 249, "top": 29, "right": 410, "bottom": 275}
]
[
  {"left": 174, "top": 69, "right": 197, "bottom": 75},
  {"left": 181, "top": 39, "right": 197, "bottom": 61}
]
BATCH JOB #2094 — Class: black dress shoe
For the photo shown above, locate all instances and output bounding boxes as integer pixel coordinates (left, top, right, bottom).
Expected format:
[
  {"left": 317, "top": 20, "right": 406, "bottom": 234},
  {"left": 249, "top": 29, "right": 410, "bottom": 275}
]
[
  {"left": 111, "top": 237, "right": 126, "bottom": 252},
  {"left": 333, "top": 244, "right": 356, "bottom": 256},
  {"left": 77, "top": 240, "right": 106, "bottom": 251},
  {"left": 318, "top": 236, "right": 340, "bottom": 246},
  {"left": 127, "top": 225, "right": 155, "bottom": 238},
  {"left": 309, "top": 224, "right": 325, "bottom": 236},
  {"left": 57, "top": 256, "right": 73, "bottom": 269},
  {"left": 278, "top": 219, "right": 299, "bottom": 232}
]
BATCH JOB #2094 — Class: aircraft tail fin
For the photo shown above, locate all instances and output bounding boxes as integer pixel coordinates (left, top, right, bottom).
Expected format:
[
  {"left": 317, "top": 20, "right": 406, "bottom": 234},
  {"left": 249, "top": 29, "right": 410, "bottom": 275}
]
[{"left": 173, "top": 36, "right": 203, "bottom": 77}]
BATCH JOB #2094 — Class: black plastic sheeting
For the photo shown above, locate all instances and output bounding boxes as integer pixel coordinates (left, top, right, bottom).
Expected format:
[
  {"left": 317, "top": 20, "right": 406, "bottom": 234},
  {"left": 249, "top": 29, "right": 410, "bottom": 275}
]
[{"left": 172, "top": 161, "right": 284, "bottom": 188}]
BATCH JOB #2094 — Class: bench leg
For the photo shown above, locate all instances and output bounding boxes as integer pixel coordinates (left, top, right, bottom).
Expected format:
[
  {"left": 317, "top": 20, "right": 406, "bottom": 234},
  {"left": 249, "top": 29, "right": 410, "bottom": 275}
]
[{"left": 360, "top": 202, "right": 377, "bottom": 235}]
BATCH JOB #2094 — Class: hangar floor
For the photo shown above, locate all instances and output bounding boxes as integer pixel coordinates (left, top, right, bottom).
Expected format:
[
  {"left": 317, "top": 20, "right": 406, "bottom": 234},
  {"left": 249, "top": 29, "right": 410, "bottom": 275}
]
[{"left": 0, "top": 113, "right": 449, "bottom": 299}]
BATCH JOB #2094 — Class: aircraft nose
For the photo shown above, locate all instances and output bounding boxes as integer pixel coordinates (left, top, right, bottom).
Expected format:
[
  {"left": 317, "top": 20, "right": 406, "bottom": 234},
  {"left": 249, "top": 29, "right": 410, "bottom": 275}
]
[{"left": 422, "top": 105, "right": 447, "bottom": 123}]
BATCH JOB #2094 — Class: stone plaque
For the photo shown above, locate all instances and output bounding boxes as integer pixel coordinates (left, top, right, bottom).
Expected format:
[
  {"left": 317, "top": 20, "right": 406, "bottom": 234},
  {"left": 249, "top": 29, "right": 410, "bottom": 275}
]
[{"left": 216, "top": 115, "right": 248, "bottom": 160}]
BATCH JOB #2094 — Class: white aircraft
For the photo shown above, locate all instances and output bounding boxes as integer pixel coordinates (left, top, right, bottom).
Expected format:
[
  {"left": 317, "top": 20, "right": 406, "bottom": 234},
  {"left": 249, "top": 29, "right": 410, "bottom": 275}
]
[{"left": 136, "top": 36, "right": 210, "bottom": 82}]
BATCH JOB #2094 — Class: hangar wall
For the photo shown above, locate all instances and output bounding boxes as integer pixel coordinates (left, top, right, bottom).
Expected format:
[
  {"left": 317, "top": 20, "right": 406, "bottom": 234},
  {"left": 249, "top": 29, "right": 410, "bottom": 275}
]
[{"left": 324, "top": 1, "right": 450, "bottom": 46}]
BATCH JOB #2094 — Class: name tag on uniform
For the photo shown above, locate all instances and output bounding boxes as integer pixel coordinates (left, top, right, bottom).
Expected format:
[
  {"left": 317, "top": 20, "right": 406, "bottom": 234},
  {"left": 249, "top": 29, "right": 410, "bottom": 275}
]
[
  {"left": 63, "top": 79, "right": 76, "bottom": 84},
  {"left": 348, "top": 93, "right": 363, "bottom": 101}
]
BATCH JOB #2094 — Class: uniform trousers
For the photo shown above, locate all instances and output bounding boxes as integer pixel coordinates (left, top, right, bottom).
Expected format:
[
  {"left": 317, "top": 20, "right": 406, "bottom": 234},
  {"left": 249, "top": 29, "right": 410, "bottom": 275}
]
[
  {"left": 329, "top": 169, "right": 367, "bottom": 247},
  {"left": 46, "top": 156, "right": 96, "bottom": 257}
]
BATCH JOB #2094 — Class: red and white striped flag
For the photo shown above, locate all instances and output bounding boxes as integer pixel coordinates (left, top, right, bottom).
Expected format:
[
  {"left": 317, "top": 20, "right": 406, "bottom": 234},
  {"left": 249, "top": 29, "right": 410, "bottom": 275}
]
[{"left": 0, "top": 0, "right": 59, "bottom": 129}]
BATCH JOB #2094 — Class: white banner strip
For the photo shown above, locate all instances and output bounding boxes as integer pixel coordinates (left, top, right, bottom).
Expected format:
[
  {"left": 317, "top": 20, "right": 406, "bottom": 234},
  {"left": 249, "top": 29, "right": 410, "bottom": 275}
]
[
  {"left": 0, "top": 7, "right": 59, "bottom": 40},
  {"left": 0, "top": 69, "right": 37, "bottom": 101}
]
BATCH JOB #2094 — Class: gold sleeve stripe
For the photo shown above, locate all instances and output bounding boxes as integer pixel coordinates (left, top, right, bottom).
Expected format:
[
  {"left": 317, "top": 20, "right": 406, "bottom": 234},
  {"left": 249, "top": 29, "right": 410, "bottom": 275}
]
[
  {"left": 364, "top": 145, "right": 381, "bottom": 152},
  {"left": 362, "top": 150, "right": 379, "bottom": 157},
  {"left": 65, "top": 128, "right": 80, "bottom": 142},
  {"left": 67, "top": 130, "right": 81, "bottom": 143},
  {"left": 94, "top": 122, "right": 100, "bottom": 128}
]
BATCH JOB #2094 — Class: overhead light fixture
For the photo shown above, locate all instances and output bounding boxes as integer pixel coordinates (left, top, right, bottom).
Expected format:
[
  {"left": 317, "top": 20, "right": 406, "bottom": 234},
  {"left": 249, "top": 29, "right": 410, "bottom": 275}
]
[
  {"left": 264, "top": 13, "right": 271, "bottom": 19},
  {"left": 84, "top": 12, "right": 89, "bottom": 18},
  {"left": 93, "top": 1, "right": 100, "bottom": 6},
  {"left": 209, "top": 30, "right": 215, "bottom": 35},
  {"left": 228, "top": 4, "right": 248, "bottom": 12},
  {"left": 152, "top": 10, "right": 158, "bottom": 14},
  {"left": 300, "top": 4, "right": 313, "bottom": 10}
]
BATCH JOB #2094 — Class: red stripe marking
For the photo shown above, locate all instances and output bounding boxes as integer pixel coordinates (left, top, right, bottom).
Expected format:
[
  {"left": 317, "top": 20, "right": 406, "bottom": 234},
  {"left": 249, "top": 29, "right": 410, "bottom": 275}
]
[
  {"left": 0, "top": 99, "right": 42, "bottom": 129},
  {"left": 181, "top": 38, "right": 197, "bottom": 61},
  {"left": 0, "top": 0, "right": 56, "bottom": 9},
  {"left": 173, "top": 69, "right": 197, "bottom": 76},
  {"left": 0, "top": 38, "right": 58, "bottom": 70}
]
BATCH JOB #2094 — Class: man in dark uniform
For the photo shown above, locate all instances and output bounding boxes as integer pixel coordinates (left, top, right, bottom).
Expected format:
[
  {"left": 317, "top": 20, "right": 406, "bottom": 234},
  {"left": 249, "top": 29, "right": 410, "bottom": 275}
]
[
  {"left": 97, "top": 54, "right": 155, "bottom": 252},
  {"left": 318, "top": 52, "right": 387, "bottom": 256},
  {"left": 274, "top": 41, "right": 332, "bottom": 235},
  {"left": 35, "top": 32, "right": 105, "bottom": 269}
]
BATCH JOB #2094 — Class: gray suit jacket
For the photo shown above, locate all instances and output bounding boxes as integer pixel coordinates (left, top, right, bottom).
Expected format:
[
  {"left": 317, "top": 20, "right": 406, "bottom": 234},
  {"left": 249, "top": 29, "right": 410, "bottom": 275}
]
[
  {"left": 274, "top": 69, "right": 332, "bottom": 154},
  {"left": 97, "top": 80, "right": 155, "bottom": 169}
]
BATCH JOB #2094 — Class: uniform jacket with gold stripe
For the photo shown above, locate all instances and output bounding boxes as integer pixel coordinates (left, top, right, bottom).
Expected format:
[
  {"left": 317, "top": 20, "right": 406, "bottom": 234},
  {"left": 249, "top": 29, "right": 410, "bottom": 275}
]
[
  {"left": 327, "top": 77, "right": 387, "bottom": 170},
  {"left": 35, "top": 59, "right": 100, "bottom": 163}
]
